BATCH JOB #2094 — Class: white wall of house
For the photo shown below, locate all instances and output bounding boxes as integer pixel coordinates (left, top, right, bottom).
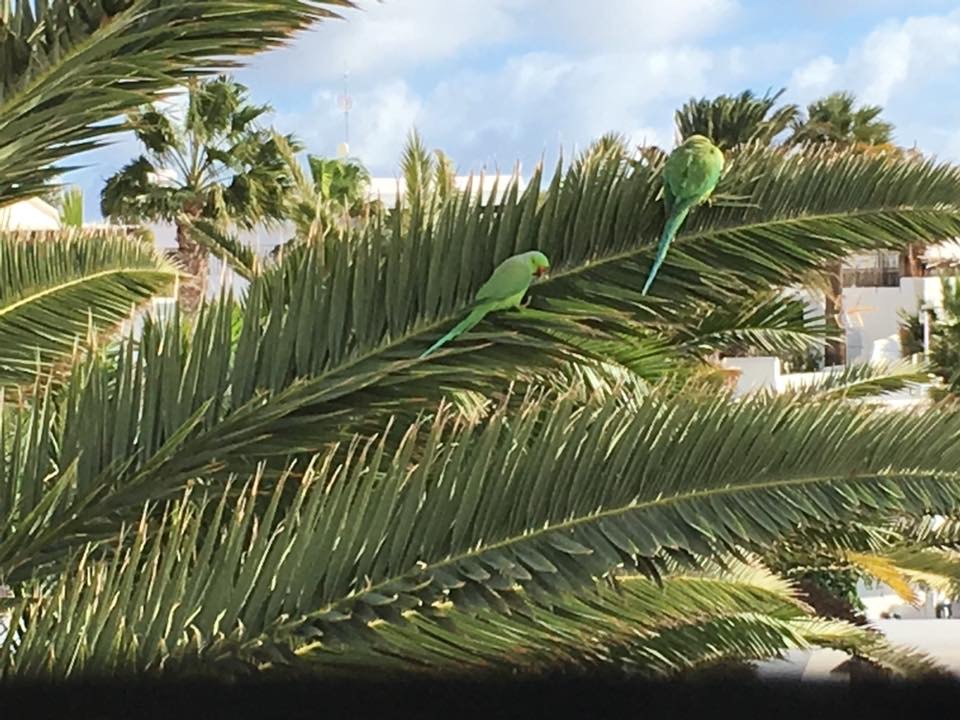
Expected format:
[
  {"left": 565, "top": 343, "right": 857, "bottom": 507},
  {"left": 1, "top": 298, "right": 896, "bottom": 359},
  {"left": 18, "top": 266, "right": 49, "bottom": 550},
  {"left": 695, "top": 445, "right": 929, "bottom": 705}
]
[
  {"left": 787, "top": 276, "right": 951, "bottom": 365},
  {"left": 0, "top": 197, "right": 60, "bottom": 230}
]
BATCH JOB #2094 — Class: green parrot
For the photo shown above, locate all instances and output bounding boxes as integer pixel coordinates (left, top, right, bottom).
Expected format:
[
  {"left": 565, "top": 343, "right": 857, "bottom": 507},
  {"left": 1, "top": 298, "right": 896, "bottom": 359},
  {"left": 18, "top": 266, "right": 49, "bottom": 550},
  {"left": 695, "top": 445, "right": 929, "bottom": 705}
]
[
  {"left": 641, "top": 134, "right": 724, "bottom": 295},
  {"left": 420, "top": 250, "right": 551, "bottom": 358}
]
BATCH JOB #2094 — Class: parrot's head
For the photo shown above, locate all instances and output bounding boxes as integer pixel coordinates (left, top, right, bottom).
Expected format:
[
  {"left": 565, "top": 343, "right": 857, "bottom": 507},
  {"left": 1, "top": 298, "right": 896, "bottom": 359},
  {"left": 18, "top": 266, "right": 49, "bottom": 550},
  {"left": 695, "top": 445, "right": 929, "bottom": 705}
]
[{"left": 527, "top": 251, "right": 551, "bottom": 278}]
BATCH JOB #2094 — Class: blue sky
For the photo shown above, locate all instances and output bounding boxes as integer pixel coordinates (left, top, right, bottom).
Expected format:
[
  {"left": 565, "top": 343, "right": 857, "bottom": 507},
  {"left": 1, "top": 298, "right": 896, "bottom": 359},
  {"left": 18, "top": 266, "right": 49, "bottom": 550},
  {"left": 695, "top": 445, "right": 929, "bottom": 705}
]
[{"left": 73, "top": 0, "right": 960, "bottom": 219}]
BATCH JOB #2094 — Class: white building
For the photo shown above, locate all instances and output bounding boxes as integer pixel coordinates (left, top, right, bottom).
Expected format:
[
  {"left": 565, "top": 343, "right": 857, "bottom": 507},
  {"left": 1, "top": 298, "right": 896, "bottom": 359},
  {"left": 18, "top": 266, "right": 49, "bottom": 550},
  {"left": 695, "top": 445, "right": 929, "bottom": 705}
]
[{"left": 0, "top": 197, "right": 60, "bottom": 230}]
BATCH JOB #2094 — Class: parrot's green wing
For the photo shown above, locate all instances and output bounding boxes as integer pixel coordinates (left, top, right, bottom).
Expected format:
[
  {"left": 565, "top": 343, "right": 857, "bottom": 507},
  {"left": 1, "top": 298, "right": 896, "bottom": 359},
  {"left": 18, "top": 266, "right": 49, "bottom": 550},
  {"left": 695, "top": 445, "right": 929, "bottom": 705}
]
[
  {"left": 662, "top": 175, "right": 676, "bottom": 217},
  {"left": 476, "top": 255, "right": 535, "bottom": 304},
  {"left": 664, "top": 137, "right": 724, "bottom": 203},
  {"left": 420, "top": 255, "right": 537, "bottom": 358}
]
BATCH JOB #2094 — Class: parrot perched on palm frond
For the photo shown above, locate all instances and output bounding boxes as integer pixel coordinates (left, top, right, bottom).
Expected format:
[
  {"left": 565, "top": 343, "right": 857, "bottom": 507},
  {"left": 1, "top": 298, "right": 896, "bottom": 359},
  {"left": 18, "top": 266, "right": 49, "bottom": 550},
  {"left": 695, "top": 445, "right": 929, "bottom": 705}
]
[
  {"left": 420, "top": 250, "right": 551, "bottom": 358},
  {"left": 642, "top": 134, "right": 724, "bottom": 295}
]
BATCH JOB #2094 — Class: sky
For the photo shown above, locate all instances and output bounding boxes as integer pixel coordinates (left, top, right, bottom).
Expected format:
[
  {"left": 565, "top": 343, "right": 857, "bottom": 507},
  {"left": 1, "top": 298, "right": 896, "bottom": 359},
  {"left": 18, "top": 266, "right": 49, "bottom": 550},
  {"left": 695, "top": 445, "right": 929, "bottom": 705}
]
[{"left": 72, "top": 0, "right": 960, "bottom": 220}]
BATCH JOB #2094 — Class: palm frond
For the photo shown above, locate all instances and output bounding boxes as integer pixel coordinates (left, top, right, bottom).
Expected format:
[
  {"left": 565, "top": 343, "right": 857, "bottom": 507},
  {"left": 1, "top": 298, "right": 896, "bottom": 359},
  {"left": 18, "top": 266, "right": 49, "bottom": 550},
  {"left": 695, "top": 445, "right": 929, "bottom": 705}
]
[
  {"left": 676, "top": 291, "right": 829, "bottom": 357},
  {"left": 0, "top": 229, "right": 176, "bottom": 386},
  {"left": 845, "top": 552, "right": 920, "bottom": 606},
  {"left": 1, "top": 469, "right": 945, "bottom": 680},
  {"left": 58, "top": 186, "right": 84, "bottom": 228},
  {"left": 0, "top": 0, "right": 352, "bottom": 206},
  {"left": 183, "top": 217, "right": 260, "bottom": 280},
  {"left": 10, "top": 376, "right": 960, "bottom": 630},
  {"left": 4, "top": 140, "right": 960, "bottom": 583},
  {"left": 777, "top": 360, "right": 932, "bottom": 401},
  {"left": 869, "top": 548, "right": 960, "bottom": 598}
]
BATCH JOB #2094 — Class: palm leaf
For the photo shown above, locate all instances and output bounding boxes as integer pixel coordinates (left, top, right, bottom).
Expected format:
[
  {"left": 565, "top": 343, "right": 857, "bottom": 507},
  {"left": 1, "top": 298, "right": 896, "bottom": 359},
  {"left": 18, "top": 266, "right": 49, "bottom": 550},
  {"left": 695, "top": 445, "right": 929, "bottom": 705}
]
[
  {"left": 845, "top": 551, "right": 921, "bottom": 606},
  {"left": 0, "top": 0, "right": 353, "bottom": 206},
  {"left": 1, "top": 471, "right": 946, "bottom": 680},
  {"left": 10, "top": 382, "right": 960, "bottom": 631},
  {"left": 183, "top": 216, "right": 260, "bottom": 280},
  {"left": 0, "top": 229, "right": 176, "bottom": 386},
  {"left": 867, "top": 547, "right": 960, "bottom": 599},
  {"left": 777, "top": 360, "right": 932, "bottom": 401},
  {"left": 672, "top": 291, "right": 829, "bottom": 357},
  {"left": 4, "top": 140, "right": 960, "bottom": 583}
]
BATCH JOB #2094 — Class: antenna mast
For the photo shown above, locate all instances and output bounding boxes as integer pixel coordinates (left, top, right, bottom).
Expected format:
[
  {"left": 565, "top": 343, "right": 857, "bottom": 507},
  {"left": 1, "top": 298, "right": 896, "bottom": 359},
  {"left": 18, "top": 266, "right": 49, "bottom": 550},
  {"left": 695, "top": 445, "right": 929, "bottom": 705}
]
[{"left": 336, "top": 71, "right": 352, "bottom": 159}]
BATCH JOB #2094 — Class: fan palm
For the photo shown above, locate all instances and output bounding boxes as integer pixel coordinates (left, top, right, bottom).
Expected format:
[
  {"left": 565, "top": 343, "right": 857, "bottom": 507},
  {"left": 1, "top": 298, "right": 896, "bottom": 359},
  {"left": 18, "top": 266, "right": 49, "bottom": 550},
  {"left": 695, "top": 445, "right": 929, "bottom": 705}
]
[
  {"left": 676, "top": 88, "right": 800, "bottom": 151},
  {"left": 789, "top": 92, "right": 894, "bottom": 148},
  {"left": 100, "top": 75, "right": 301, "bottom": 311}
]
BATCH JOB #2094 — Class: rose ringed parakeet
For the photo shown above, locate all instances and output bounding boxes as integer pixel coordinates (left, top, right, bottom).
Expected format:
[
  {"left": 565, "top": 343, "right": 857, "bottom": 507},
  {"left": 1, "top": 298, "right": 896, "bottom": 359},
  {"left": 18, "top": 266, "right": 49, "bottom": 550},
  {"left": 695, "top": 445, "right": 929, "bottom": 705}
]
[
  {"left": 420, "top": 250, "right": 551, "bottom": 358},
  {"left": 641, "top": 134, "right": 724, "bottom": 295}
]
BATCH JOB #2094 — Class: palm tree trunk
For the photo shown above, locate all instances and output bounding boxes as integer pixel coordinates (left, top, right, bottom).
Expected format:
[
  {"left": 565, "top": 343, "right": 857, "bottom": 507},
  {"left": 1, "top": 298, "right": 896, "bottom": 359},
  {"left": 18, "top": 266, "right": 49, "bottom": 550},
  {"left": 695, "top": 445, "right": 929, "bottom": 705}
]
[
  {"left": 175, "top": 216, "right": 208, "bottom": 313},
  {"left": 824, "top": 261, "right": 846, "bottom": 367},
  {"left": 899, "top": 244, "right": 922, "bottom": 278}
]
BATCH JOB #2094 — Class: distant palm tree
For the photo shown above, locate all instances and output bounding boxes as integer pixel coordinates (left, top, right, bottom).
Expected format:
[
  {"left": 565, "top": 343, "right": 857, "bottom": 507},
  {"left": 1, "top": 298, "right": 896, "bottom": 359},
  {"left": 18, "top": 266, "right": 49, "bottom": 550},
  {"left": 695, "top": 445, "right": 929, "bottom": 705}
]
[
  {"left": 675, "top": 89, "right": 800, "bottom": 151},
  {"left": 401, "top": 129, "right": 457, "bottom": 204},
  {"left": 789, "top": 91, "right": 897, "bottom": 367},
  {"left": 58, "top": 187, "right": 84, "bottom": 228},
  {"left": 788, "top": 92, "right": 894, "bottom": 148},
  {"left": 100, "top": 75, "right": 299, "bottom": 311},
  {"left": 269, "top": 139, "right": 374, "bottom": 257},
  {"left": 307, "top": 155, "right": 372, "bottom": 216}
]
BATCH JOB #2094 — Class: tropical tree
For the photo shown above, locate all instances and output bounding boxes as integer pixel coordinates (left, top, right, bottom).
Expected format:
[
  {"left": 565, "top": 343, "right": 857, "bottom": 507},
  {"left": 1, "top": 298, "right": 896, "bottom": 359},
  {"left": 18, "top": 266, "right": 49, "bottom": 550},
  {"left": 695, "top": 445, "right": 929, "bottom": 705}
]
[
  {"left": 277, "top": 139, "right": 373, "bottom": 241},
  {"left": 185, "top": 135, "right": 375, "bottom": 279},
  {"left": 400, "top": 128, "right": 457, "bottom": 204},
  {"left": 789, "top": 91, "right": 899, "bottom": 367},
  {"left": 56, "top": 186, "right": 84, "bottom": 228},
  {"left": 7, "top": 4, "right": 960, "bottom": 682},
  {"left": 4, "top": 134, "right": 960, "bottom": 679},
  {"left": 788, "top": 92, "right": 894, "bottom": 149},
  {"left": 676, "top": 88, "right": 800, "bottom": 150},
  {"left": 100, "top": 75, "right": 300, "bottom": 311},
  {"left": 900, "top": 278, "right": 960, "bottom": 397},
  {"left": 309, "top": 155, "right": 372, "bottom": 212},
  {"left": 0, "top": 1, "right": 350, "bottom": 390}
]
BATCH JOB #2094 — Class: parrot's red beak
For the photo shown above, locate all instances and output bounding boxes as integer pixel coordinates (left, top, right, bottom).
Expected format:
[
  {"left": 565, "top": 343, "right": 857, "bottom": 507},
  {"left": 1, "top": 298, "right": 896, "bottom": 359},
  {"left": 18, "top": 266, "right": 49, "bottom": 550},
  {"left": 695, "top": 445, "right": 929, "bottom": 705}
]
[{"left": 535, "top": 266, "right": 548, "bottom": 277}]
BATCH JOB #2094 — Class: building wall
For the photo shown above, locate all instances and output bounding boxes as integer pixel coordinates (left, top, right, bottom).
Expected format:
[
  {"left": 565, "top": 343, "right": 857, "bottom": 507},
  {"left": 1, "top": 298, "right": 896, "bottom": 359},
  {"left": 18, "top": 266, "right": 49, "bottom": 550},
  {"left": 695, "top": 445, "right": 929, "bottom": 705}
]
[
  {"left": 790, "top": 276, "right": 951, "bottom": 364},
  {"left": 0, "top": 197, "right": 61, "bottom": 230}
]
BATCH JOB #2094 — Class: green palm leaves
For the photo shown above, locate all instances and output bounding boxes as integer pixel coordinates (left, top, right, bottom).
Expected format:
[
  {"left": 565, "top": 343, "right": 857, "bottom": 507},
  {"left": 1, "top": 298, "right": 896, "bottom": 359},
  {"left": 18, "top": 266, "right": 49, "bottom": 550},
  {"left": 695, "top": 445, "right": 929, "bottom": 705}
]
[
  {"left": 0, "top": 1, "right": 352, "bottom": 207},
  {"left": 0, "top": 230, "right": 175, "bottom": 387}
]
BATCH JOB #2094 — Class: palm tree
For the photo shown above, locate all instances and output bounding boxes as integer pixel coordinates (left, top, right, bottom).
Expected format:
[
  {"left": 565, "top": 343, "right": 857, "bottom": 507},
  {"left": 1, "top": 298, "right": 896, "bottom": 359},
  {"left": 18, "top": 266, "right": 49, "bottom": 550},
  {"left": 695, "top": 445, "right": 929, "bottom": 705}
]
[
  {"left": 4, "top": 136, "right": 960, "bottom": 679},
  {"left": 187, "top": 137, "right": 376, "bottom": 279},
  {"left": 7, "top": 5, "right": 960, "bottom": 682},
  {"left": 100, "top": 75, "right": 299, "bottom": 311},
  {"left": 400, "top": 128, "right": 458, "bottom": 204},
  {"left": 675, "top": 88, "right": 800, "bottom": 151},
  {"left": 788, "top": 92, "right": 894, "bottom": 148},
  {"left": 0, "top": 1, "right": 349, "bottom": 389},
  {"left": 282, "top": 144, "right": 373, "bottom": 238},
  {"left": 789, "top": 91, "right": 898, "bottom": 367}
]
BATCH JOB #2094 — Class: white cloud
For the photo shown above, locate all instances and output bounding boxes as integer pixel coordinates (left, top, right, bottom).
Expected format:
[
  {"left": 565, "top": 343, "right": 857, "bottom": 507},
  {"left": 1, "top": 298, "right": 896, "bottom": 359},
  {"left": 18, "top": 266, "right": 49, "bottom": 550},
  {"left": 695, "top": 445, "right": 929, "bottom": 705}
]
[
  {"left": 790, "top": 56, "right": 837, "bottom": 95},
  {"left": 276, "top": 80, "right": 422, "bottom": 172},
  {"left": 790, "top": 9, "right": 960, "bottom": 107},
  {"left": 239, "top": 0, "right": 520, "bottom": 87},
  {"left": 534, "top": 0, "right": 739, "bottom": 49}
]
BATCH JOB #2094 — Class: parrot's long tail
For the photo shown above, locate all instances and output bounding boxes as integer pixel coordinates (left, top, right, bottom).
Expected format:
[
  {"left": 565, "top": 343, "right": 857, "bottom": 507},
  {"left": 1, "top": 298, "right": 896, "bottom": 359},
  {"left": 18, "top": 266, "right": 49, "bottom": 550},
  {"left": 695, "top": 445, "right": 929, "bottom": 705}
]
[
  {"left": 641, "top": 203, "right": 692, "bottom": 296},
  {"left": 420, "top": 306, "right": 490, "bottom": 358}
]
